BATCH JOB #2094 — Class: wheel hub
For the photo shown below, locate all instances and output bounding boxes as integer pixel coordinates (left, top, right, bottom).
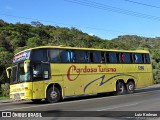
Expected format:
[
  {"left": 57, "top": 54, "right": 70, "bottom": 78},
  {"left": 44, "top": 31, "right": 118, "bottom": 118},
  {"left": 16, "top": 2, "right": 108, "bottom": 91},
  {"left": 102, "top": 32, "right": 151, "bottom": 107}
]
[
  {"left": 129, "top": 84, "right": 133, "bottom": 90},
  {"left": 50, "top": 91, "right": 57, "bottom": 99}
]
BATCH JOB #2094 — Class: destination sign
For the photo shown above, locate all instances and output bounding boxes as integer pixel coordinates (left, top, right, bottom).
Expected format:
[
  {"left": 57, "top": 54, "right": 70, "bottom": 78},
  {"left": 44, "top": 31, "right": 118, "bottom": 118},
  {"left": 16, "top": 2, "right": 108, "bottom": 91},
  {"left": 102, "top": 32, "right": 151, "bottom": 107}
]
[{"left": 13, "top": 50, "right": 31, "bottom": 63}]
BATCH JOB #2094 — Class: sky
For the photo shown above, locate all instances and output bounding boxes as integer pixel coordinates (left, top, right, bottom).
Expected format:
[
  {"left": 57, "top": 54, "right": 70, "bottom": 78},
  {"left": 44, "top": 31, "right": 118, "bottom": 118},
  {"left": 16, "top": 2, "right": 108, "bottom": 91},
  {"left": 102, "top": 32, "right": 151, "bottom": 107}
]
[{"left": 0, "top": 0, "right": 160, "bottom": 40}]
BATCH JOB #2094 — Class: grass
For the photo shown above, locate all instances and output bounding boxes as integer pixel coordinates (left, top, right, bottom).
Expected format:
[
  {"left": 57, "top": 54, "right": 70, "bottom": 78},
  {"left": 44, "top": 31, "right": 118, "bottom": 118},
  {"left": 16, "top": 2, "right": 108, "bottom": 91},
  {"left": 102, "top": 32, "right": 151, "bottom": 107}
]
[{"left": 0, "top": 96, "right": 10, "bottom": 100}]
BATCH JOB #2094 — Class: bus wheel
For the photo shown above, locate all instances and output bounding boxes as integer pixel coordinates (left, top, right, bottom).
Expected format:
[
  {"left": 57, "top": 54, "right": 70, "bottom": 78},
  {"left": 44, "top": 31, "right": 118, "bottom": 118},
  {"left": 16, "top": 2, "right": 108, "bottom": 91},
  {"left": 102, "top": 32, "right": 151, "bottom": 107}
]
[
  {"left": 31, "top": 99, "right": 42, "bottom": 103},
  {"left": 46, "top": 87, "right": 61, "bottom": 103},
  {"left": 126, "top": 81, "right": 135, "bottom": 94},
  {"left": 116, "top": 81, "right": 126, "bottom": 95}
]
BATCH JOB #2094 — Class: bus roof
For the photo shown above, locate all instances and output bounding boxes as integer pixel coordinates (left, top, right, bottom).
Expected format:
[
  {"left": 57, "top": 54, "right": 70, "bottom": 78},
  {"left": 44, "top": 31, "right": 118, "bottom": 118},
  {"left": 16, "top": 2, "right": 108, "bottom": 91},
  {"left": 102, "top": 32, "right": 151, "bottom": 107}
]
[{"left": 15, "top": 45, "right": 150, "bottom": 55}]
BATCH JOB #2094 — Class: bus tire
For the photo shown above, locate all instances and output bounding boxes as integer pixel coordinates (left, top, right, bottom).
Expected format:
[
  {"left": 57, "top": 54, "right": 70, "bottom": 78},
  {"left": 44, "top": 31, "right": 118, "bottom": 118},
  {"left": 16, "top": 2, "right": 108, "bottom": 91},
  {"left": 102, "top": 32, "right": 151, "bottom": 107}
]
[
  {"left": 46, "top": 87, "right": 61, "bottom": 103},
  {"left": 126, "top": 81, "right": 135, "bottom": 94},
  {"left": 116, "top": 81, "right": 126, "bottom": 95},
  {"left": 31, "top": 99, "right": 42, "bottom": 103}
]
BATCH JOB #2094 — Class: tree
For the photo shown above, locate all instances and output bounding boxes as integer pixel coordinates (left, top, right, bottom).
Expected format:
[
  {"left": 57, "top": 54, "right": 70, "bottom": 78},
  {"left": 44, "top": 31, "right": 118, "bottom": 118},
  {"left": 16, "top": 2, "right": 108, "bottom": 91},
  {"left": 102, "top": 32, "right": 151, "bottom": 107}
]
[
  {"left": 31, "top": 21, "right": 43, "bottom": 27},
  {"left": 27, "top": 36, "right": 42, "bottom": 47}
]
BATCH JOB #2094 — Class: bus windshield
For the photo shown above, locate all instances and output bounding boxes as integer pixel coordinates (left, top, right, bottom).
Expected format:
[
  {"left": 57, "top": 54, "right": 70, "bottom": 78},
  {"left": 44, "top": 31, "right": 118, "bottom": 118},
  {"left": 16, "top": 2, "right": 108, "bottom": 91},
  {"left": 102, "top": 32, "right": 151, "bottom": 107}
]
[{"left": 10, "top": 62, "right": 30, "bottom": 84}]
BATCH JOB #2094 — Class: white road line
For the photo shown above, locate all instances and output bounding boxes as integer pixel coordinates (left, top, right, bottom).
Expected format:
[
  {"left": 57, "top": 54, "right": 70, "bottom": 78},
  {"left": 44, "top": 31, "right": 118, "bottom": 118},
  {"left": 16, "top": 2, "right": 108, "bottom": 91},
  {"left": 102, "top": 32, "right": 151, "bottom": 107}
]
[{"left": 97, "top": 102, "right": 139, "bottom": 111}]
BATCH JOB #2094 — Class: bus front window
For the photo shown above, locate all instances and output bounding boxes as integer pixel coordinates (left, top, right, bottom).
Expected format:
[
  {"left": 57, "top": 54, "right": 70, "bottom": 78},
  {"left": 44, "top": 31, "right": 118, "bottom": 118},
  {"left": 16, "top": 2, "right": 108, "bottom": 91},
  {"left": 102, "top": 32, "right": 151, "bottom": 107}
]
[
  {"left": 18, "top": 63, "right": 30, "bottom": 82},
  {"left": 32, "top": 63, "right": 42, "bottom": 79},
  {"left": 11, "top": 66, "right": 18, "bottom": 84}
]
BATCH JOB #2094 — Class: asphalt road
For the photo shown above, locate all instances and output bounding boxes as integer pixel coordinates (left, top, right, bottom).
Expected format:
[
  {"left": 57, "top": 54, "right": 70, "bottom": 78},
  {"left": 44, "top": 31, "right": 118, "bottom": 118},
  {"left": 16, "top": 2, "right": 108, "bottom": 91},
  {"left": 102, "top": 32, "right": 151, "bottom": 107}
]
[{"left": 0, "top": 85, "right": 160, "bottom": 120}]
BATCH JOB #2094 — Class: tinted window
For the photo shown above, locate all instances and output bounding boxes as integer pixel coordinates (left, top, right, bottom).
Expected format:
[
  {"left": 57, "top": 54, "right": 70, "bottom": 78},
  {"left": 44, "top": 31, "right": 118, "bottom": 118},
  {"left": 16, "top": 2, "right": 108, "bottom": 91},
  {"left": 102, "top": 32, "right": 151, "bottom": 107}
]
[
  {"left": 106, "top": 52, "right": 110, "bottom": 63},
  {"left": 89, "top": 51, "right": 101, "bottom": 63},
  {"left": 116, "top": 53, "right": 121, "bottom": 63},
  {"left": 49, "top": 49, "right": 89, "bottom": 63},
  {"left": 70, "top": 51, "right": 75, "bottom": 62},
  {"left": 94, "top": 51, "right": 101, "bottom": 63},
  {"left": 134, "top": 53, "right": 143, "bottom": 63},
  {"left": 145, "top": 54, "right": 150, "bottom": 63},
  {"left": 142, "top": 54, "right": 150, "bottom": 64},
  {"left": 109, "top": 53, "right": 117, "bottom": 63},
  {"left": 49, "top": 49, "right": 61, "bottom": 63},
  {"left": 32, "top": 49, "right": 48, "bottom": 62},
  {"left": 74, "top": 51, "right": 88, "bottom": 63},
  {"left": 60, "top": 50, "right": 71, "bottom": 63},
  {"left": 101, "top": 52, "right": 105, "bottom": 63},
  {"left": 121, "top": 53, "right": 131, "bottom": 63},
  {"left": 130, "top": 53, "right": 134, "bottom": 63}
]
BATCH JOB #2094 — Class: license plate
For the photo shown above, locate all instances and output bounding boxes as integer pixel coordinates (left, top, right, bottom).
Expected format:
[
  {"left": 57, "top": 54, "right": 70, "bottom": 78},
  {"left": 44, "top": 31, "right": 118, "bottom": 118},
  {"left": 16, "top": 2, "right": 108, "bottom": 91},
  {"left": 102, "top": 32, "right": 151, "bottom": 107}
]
[{"left": 14, "top": 93, "right": 20, "bottom": 100}]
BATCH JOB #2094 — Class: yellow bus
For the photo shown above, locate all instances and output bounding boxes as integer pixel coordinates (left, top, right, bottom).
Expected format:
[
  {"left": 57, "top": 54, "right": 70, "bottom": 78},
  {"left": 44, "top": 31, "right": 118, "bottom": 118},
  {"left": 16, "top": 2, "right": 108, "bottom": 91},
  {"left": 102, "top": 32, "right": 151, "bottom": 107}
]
[{"left": 6, "top": 46, "right": 154, "bottom": 103}]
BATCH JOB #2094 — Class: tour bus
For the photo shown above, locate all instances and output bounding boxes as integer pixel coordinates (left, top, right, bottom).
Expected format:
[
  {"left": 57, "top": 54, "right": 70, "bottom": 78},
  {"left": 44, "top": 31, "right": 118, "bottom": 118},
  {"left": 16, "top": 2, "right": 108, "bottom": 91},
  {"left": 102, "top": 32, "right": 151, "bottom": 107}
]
[{"left": 6, "top": 46, "right": 154, "bottom": 103}]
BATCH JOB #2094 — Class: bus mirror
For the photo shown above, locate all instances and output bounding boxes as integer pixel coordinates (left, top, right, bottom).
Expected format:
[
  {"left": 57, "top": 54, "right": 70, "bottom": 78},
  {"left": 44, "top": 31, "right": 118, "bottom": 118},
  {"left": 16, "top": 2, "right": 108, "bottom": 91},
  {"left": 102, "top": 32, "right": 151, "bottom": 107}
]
[{"left": 6, "top": 67, "right": 11, "bottom": 78}]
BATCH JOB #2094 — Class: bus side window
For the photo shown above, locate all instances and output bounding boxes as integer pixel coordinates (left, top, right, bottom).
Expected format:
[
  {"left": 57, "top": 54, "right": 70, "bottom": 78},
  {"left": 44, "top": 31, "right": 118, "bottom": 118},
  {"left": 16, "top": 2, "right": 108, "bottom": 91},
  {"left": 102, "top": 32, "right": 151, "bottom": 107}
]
[
  {"left": 70, "top": 51, "right": 75, "bottom": 62},
  {"left": 121, "top": 53, "right": 125, "bottom": 63},
  {"left": 130, "top": 53, "right": 134, "bottom": 63},
  {"left": 116, "top": 53, "right": 121, "bottom": 63},
  {"left": 109, "top": 53, "right": 117, "bottom": 63},
  {"left": 101, "top": 52, "right": 105, "bottom": 63},
  {"left": 84, "top": 51, "right": 89, "bottom": 63},
  {"left": 49, "top": 49, "right": 60, "bottom": 63},
  {"left": 123, "top": 53, "right": 131, "bottom": 63},
  {"left": 134, "top": 53, "right": 143, "bottom": 63},
  {"left": 74, "top": 50, "right": 86, "bottom": 63},
  {"left": 134, "top": 54, "right": 138, "bottom": 63},
  {"left": 32, "top": 49, "right": 48, "bottom": 62},
  {"left": 106, "top": 52, "right": 110, "bottom": 63},
  {"left": 94, "top": 51, "right": 101, "bottom": 63},
  {"left": 89, "top": 51, "right": 101, "bottom": 63},
  {"left": 142, "top": 54, "right": 151, "bottom": 64},
  {"left": 60, "top": 50, "right": 71, "bottom": 63},
  {"left": 142, "top": 54, "right": 146, "bottom": 63},
  {"left": 89, "top": 52, "right": 94, "bottom": 63},
  {"left": 145, "top": 54, "right": 150, "bottom": 64}
]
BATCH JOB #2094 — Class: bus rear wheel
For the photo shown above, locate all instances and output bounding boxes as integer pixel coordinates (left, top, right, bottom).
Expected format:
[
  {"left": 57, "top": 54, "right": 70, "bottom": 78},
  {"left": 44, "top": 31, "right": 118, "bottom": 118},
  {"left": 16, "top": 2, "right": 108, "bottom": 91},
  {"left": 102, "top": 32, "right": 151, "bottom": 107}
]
[
  {"left": 126, "top": 81, "right": 135, "bottom": 94},
  {"left": 116, "top": 81, "right": 126, "bottom": 95},
  {"left": 46, "top": 87, "right": 61, "bottom": 103}
]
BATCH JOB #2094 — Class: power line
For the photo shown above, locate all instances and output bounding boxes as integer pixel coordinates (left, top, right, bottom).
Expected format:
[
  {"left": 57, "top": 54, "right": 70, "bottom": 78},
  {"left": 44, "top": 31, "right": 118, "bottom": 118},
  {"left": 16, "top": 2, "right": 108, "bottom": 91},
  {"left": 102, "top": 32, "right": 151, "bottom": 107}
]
[
  {"left": 64, "top": 0, "right": 160, "bottom": 21},
  {"left": 0, "top": 13, "right": 129, "bottom": 34},
  {"left": 123, "top": 0, "right": 160, "bottom": 9},
  {"left": 0, "top": 13, "right": 74, "bottom": 27},
  {"left": 1, "top": 13, "right": 149, "bottom": 39}
]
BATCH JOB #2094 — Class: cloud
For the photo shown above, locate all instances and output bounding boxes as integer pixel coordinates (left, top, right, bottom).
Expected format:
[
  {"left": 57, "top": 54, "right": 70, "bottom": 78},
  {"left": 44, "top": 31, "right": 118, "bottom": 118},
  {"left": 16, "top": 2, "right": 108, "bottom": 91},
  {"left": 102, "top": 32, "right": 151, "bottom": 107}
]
[
  {"left": 89, "top": 33, "right": 94, "bottom": 36},
  {"left": 5, "top": 6, "right": 13, "bottom": 10}
]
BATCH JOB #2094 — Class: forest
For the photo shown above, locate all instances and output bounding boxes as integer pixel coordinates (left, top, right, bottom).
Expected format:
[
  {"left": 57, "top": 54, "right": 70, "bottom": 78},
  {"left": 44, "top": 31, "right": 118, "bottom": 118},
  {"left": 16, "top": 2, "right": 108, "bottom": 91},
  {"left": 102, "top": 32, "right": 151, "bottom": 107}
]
[{"left": 0, "top": 19, "right": 159, "bottom": 96}]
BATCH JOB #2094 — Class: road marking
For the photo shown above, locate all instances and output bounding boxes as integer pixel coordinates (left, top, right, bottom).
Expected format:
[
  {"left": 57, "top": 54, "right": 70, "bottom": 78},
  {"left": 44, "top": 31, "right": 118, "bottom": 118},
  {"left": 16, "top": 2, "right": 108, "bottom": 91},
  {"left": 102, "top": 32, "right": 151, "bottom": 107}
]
[{"left": 97, "top": 102, "right": 139, "bottom": 111}]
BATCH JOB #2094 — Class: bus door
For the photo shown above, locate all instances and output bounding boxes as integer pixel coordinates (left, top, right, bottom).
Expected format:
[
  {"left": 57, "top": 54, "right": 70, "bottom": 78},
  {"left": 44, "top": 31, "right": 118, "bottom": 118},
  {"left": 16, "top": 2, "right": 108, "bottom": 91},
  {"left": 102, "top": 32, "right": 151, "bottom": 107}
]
[{"left": 32, "top": 62, "right": 50, "bottom": 99}]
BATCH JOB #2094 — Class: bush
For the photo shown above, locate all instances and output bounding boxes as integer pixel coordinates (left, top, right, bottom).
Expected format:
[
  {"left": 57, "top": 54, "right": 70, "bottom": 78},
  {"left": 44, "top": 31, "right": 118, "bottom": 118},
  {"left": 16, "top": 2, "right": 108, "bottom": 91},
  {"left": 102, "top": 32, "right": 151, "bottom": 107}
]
[
  {"left": 1, "top": 83, "right": 9, "bottom": 96},
  {"left": 153, "top": 69, "right": 158, "bottom": 76}
]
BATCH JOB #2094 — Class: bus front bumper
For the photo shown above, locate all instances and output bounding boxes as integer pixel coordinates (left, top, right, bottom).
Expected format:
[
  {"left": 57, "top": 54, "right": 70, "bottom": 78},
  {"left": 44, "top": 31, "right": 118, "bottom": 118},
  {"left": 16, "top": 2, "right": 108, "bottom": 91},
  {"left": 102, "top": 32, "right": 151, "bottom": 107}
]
[{"left": 10, "top": 90, "right": 32, "bottom": 100}]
